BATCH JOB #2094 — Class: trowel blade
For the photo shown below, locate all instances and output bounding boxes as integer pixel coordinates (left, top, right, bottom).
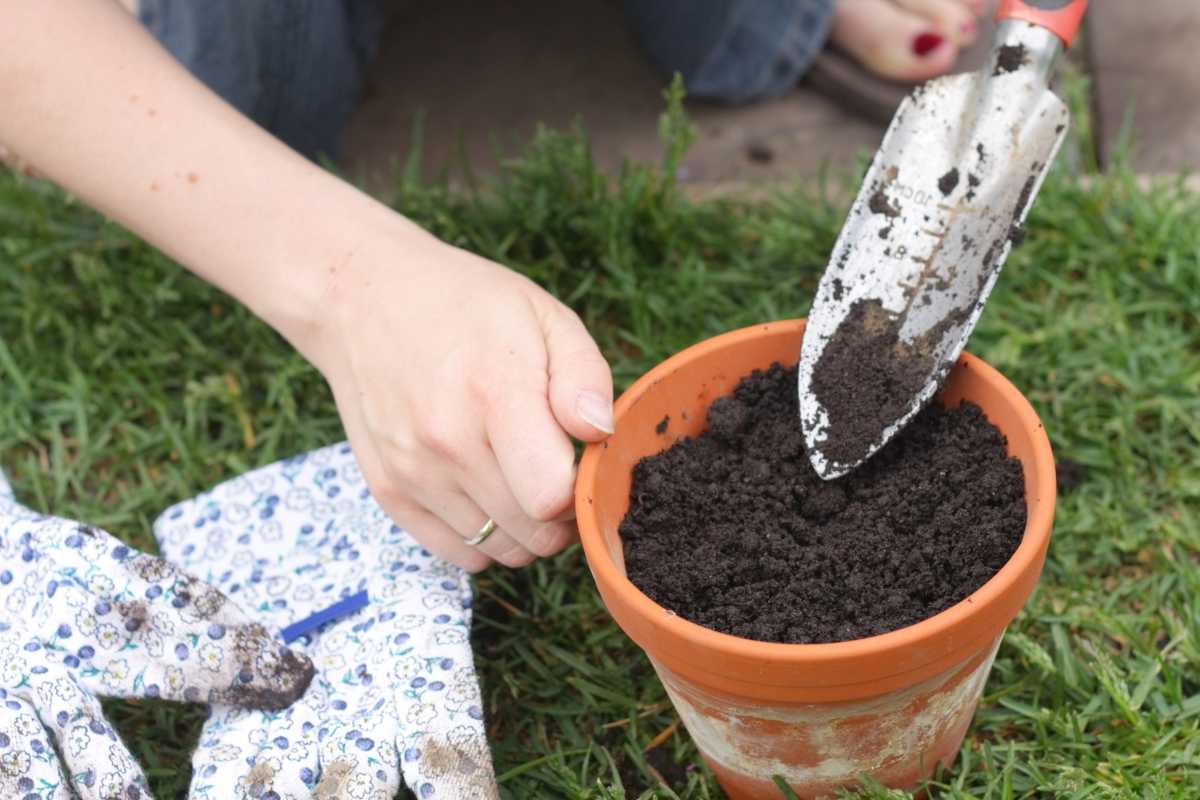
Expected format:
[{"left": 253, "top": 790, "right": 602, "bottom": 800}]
[{"left": 798, "top": 22, "right": 1070, "bottom": 480}]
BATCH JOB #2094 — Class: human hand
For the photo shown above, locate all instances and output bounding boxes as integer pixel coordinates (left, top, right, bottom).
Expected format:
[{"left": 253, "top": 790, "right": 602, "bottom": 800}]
[
  {"left": 294, "top": 224, "right": 613, "bottom": 572},
  {"left": 0, "top": 473, "right": 316, "bottom": 799},
  {"left": 154, "top": 443, "right": 497, "bottom": 799}
]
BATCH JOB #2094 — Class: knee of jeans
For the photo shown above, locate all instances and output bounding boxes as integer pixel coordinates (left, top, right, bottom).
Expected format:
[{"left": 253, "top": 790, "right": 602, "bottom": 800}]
[
  {"left": 137, "top": 0, "right": 384, "bottom": 160},
  {"left": 640, "top": 0, "right": 835, "bottom": 105}
]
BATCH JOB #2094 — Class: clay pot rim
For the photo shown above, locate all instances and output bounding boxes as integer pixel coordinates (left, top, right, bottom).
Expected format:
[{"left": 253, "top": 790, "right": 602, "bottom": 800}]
[{"left": 576, "top": 319, "right": 1056, "bottom": 667}]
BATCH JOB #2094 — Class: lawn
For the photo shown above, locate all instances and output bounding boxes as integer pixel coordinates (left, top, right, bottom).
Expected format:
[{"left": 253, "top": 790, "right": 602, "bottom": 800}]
[{"left": 1, "top": 86, "right": 1198, "bottom": 799}]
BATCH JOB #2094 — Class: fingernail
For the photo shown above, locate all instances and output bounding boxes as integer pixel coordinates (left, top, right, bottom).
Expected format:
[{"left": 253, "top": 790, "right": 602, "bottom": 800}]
[
  {"left": 577, "top": 391, "right": 614, "bottom": 434},
  {"left": 913, "top": 32, "right": 944, "bottom": 57}
]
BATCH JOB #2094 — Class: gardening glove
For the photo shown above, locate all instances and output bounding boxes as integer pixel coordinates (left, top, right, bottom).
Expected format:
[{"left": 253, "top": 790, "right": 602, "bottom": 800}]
[
  {"left": 154, "top": 442, "right": 499, "bottom": 800},
  {"left": 0, "top": 471, "right": 316, "bottom": 800}
]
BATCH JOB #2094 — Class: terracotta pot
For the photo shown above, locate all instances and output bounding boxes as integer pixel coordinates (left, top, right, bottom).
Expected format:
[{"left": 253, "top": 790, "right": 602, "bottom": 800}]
[{"left": 575, "top": 319, "right": 1056, "bottom": 799}]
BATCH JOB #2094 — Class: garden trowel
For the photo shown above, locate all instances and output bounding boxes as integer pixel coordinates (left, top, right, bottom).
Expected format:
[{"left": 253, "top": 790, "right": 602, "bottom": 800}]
[{"left": 797, "top": 0, "right": 1088, "bottom": 480}]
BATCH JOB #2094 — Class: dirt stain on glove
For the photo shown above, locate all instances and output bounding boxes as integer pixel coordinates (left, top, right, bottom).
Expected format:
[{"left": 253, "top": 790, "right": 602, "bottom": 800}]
[
  {"left": 313, "top": 756, "right": 354, "bottom": 800},
  {"left": 422, "top": 738, "right": 500, "bottom": 799},
  {"left": 116, "top": 600, "right": 150, "bottom": 633},
  {"left": 243, "top": 759, "right": 277, "bottom": 798},
  {"left": 221, "top": 623, "right": 315, "bottom": 711}
]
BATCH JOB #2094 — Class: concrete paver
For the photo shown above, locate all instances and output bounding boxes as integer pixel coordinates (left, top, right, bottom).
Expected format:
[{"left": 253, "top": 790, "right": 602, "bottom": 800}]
[
  {"left": 341, "top": 1, "right": 1200, "bottom": 194},
  {"left": 342, "top": 0, "right": 943, "bottom": 191},
  {"left": 1087, "top": 0, "right": 1200, "bottom": 173}
]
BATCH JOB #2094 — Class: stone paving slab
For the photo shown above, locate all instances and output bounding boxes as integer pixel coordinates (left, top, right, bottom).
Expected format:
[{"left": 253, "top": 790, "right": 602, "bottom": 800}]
[
  {"left": 1087, "top": 0, "right": 1200, "bottom": 173},
  {"left": 342, "top": 1, "right": 1200, "bottom": 195},
  {"left": 341, "top": 0, "right": 998, "bottom": 194}
]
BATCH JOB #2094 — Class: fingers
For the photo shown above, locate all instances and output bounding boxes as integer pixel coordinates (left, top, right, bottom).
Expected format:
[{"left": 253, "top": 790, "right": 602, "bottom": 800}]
[
  {"left": 366, "top": 482, "right": 495, "bottom": 573},
  {"left": 456, "top": 451, "right": 577, "bottom": 559},
  {"left": 327, "top": 290, "right": 598, "bottom": 571},
  {"left": 483, "top": 369, "right": 579, "bottom": 526},
  {"left": 539, "top": 304, "right": 614, "bottom": 441},
  {"left": 364, "top": 434, "right": 571, "bottom": 569},
  {"left": 344, "top": 375, "right": 570, "bottom": 568},
  {"left": 417, "top": 486, "right": 536, "bottom": 567}
]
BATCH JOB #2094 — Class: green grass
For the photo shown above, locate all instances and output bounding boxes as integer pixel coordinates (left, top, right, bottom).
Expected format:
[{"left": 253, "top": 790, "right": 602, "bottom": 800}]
[{"left": 2, "top": 84, "right": 1198, "bottom": 799}]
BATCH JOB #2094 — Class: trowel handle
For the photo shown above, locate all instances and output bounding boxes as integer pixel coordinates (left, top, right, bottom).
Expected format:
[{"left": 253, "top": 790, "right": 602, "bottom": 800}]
[{"left": 996, "top": 0, "right": 1088, "bottom": 48}]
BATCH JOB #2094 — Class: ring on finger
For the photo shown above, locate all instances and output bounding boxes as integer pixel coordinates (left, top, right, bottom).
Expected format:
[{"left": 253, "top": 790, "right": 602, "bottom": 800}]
[{"left": 464, "top": 517, "right": 497, "bottom": 547}]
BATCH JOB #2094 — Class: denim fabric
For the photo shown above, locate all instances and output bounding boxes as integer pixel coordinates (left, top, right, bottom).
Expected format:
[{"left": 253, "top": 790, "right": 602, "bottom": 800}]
[
  {"left": 138, "top": 0, "right": 387, "bottom": 161},
  {"left": 137, "top": 1, "right": 834, "bottom": 161},
  {"left": 623, "top": 0, "right": 835, "bottom": 104}
]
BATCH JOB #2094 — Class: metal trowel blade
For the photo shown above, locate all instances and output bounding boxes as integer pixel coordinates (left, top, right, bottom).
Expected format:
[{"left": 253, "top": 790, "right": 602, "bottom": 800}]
[{"left": 798, "top": 20, "right": 1070, "bottom": 480}]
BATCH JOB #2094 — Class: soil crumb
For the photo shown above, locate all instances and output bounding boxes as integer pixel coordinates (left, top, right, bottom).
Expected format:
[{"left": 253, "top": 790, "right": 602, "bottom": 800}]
[
  {"left": 966, "top": 172, "right": 981, "bottom": 202},
  {"left": 995, "top": 44, "right": 1028, "bottom": 75},
  {"left": 598, "top": 727, "right": 690, "bottom": 795},
  {"left": 1056, "top": 459, "right": 1087, "bottom": 493},
  {"left": 746, "top": 141, "right": 775, "bottom": 164},
  {"left": 868, "top": 188, "right": 900, "bottom": 218},
  {"left": 809, "top": 298, "right": 959, "bottom": 468},
  {"left": 621, "top": 363, "right": 1026, "bottom": 644},
  {"left": 656, "top": 415, "right": 670, "bottom": 435},
  {"left": 938, "top": 168, "right": 960, "bottom": 197},
  {"left": 1015, "top": 174, "right": 1037, "bottom": 217}
]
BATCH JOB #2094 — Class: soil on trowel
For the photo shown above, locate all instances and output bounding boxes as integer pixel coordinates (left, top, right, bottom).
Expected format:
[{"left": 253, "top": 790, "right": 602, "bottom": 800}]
[
  {"left": 621, "top": 362, "right": 1025, "bottom": 644},
  {"left": 994, "top": 43, "right": 1028, "bottom": 75},
  {"left": 809, "top": 298, "right": 962, "bottom": 468},
  {"left": 938, "top": 168, "right": 960, "bottom": 197}
]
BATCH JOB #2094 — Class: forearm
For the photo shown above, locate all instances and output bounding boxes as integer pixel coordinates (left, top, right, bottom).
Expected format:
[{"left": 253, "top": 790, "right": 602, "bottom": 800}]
[{"left": 0, "top": 0, "right": 417, "bottom": 350}]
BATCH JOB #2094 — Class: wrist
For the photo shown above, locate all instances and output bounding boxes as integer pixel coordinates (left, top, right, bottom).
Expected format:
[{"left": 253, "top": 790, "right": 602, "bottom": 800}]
[{"left": 249, "top": 178, "right": 430, "bottom": 375}]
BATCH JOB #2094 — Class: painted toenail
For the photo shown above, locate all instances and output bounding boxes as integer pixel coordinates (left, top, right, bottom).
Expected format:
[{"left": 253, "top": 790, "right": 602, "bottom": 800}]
[{"left": 913, "top": 33, "right": 944, "bottom": 57}]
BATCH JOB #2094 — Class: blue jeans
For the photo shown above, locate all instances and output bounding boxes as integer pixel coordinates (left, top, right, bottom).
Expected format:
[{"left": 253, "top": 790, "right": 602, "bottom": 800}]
[{"left": 140, "top": 0, "right": 834, "bottom": 162}]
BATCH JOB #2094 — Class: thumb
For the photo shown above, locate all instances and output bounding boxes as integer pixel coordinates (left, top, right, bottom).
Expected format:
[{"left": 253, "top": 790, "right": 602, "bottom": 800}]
[{"left": 541, "top": 304, "right": 614, "bottom": 441}]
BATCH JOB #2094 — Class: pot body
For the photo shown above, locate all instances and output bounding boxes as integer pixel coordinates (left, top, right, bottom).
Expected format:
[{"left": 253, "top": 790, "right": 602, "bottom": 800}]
[
  {"left": 651, "top": 636, "right": 1000, "bottom": 798},
  {"left": 576, "top": 320, "right": 1057, "bottom": 799}
]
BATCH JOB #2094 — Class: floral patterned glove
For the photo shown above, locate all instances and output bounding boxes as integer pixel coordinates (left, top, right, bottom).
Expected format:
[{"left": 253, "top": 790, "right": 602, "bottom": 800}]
[
  {"left": 0, "top": 614, "right": 151, "bottom": 800},
  {"left": 154, "top": 443, "right": 499, "bottom": 800},
  {"left": 0, "top": 473, "right": 316, "bottom": 800}
]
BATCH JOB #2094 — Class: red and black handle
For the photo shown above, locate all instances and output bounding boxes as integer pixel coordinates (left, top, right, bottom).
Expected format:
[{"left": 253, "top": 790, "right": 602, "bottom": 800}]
[{"left": 996, "top": 0, "right": 1088, "bottom": 48}]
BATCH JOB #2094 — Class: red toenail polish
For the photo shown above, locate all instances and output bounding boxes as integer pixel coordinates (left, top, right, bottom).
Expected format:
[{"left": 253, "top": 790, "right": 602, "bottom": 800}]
[{"left": 913, "top": 33, "right": 944, "bottom": 57}]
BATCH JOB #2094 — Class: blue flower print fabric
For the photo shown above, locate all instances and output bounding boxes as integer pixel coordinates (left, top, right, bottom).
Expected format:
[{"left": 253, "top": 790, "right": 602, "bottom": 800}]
[
  {"left": 0, "top": 471, "right": 315, "bottom": 800},
  {"left": 154, "top": 443, "right": 499, "bottom": 800}
]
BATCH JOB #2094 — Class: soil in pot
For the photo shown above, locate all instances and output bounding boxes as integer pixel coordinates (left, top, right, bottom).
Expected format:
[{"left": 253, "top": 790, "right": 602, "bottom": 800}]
[{"left": 620, "top": 362, "right": 1026, "bottom": 645}]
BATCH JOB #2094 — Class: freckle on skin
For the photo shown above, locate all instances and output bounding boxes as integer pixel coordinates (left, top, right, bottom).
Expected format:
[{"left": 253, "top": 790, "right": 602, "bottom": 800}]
[
  {"left": 186, "top": 172, "right": 198, "bottom": 184},
  {"left": 129, "top": 93, "right": 139, "bottom": 103},
  {"left": 150, "top": 182, "right": 159, "bottom": 192},
  {"left": 147, "top": 108, "right": 157, "bottom": 117}
]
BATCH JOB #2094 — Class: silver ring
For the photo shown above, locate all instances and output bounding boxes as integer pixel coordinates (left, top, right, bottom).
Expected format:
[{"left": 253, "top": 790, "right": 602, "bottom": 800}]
[{"left": 464, "top": 518, "right": 497, "bottom": 547}]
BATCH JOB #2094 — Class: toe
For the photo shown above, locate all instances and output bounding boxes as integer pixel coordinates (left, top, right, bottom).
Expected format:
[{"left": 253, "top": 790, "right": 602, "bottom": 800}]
[
  {"left": 893, "top": 0, "right": 982, "bottom": 46},
  {"left": 832, "top": 0, "right": 963, "bottom": 83}
]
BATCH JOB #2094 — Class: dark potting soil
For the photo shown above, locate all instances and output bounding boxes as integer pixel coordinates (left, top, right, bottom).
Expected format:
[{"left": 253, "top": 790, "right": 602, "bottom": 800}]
[
  {"left": 994, "top": 43, "right": 1028, "bottom": 75},
  {"left": 809, "top": 298, "right": 960, "bottom": 468},
  {"left": 600, "top": 728, "right": 690, "bottom": 796},
  {"left": 1056, "top": 458, "right": 1087, "bottom": 493},
  {"left": 621, "top": 362, "right": 1026, "bottom": 644},
  {"left": 938, "top": 168, "right": 960, "bottom": 197}
]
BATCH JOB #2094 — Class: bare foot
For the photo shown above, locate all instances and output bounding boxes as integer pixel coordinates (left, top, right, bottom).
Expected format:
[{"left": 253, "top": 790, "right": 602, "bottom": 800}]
[{"left": 832, "top": 0, "right": 987, "bottom": 83}]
